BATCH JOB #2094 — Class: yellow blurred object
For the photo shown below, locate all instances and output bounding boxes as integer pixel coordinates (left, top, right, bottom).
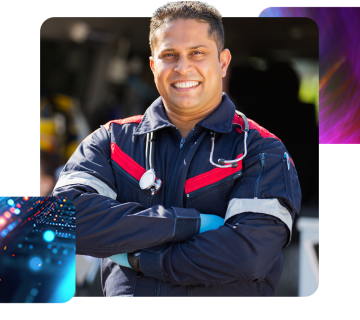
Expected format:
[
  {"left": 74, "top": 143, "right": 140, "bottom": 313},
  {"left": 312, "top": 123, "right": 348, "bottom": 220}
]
[
  {"left": 53, "top": 94, "right": 72, "bottom": 112},
  {"left": 40, "top": 94, "right": 72, "bottom": 158},
  {"left": 298, "top": 75, "right": 319, "bottom": 123},
  {"left": 40, "top": 119, "right": 56, "bottom": 153},
  {"left": 40, "top": 93, "right": 90, "bottom": 163}
]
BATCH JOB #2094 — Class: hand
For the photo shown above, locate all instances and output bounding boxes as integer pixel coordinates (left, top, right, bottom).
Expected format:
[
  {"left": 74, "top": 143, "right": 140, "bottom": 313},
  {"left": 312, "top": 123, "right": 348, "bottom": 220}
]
[
  {"left": 109, "top": 253, "right": 130, "bottom": 268},
  {"left": 199, "top": 213, "right": 224, "bottom": 233}
]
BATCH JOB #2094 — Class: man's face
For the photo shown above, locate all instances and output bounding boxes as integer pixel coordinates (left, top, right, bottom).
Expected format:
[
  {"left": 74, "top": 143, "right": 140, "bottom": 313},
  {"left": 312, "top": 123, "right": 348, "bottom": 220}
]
[{"left": 150, "top": 19, "right": 231, "bottom": 116}]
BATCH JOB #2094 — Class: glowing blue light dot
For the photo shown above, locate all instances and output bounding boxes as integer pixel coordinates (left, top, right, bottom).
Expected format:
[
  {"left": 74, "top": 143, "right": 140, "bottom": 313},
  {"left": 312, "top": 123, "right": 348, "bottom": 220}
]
[
  {"left": 18, "top": 243, "right": 23, "bottom": 248},
  {"left": 14, "top": 208, "right": 21, "bottom": 215},
  {"left": 7, "top": 199, "right": 14, "bottom": 206},
  {"left": 29, "top": 256, "right": 43, "bottom": 271},
  {"left": 47, "top": 244, "right": 52, "bottom": 249},
  {"left": 30, "top": 288, "right": 39, "bottom": 296},
  {"left": 1, "top": 230, "right": 8, "bottom": 237},
  {"left": 29, "top": 245, "right": 34, "bottom": 250},
  {"left": 43, "top": 230, "right": 55, "bottom": 243},
  {"left": 52, "top": 248, "right": 58, "bottom": 254},
  {"left": 58, "top": 260, "right": 62, "bottom": 265}
]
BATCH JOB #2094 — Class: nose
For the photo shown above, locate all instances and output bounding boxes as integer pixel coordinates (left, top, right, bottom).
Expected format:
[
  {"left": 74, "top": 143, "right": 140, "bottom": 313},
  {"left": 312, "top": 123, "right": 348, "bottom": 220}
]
[{"left": 173, "top": 55, "right": 193, "bottom": 75}]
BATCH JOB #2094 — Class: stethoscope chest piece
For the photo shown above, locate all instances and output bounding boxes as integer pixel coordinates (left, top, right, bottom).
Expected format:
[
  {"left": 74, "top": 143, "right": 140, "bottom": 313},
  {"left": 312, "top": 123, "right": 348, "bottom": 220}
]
[{"left": 139, "top": 169, "right": 162, "bottom": 194}]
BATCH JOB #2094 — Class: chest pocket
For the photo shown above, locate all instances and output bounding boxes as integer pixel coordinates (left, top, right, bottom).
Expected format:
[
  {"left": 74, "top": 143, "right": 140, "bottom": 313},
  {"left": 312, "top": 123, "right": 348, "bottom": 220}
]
[
  {"left": 111, "top": 159, "right": 154, "bottom": 208},
  {"left": 184, "top": 170, "right": 242, "bottom": 218}
]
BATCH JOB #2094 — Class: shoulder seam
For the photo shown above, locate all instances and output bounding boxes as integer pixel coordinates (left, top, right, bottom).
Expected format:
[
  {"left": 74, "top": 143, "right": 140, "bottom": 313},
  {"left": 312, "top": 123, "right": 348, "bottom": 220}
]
[
  {"left": 103, "top": 115, "right": 143, "bottom": 130},
  {"left": 233, "top": 114, "right": 281, "bottom": 142}
]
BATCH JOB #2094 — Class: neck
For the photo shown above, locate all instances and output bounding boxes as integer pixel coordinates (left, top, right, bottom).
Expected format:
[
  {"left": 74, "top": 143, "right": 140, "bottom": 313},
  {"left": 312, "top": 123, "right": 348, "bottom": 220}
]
[
  {"left": 163, "top": 99, "right": 222, "bottom": 138},
  {"left": 166, "top": 113, "right": 201, "bottom": 138}
]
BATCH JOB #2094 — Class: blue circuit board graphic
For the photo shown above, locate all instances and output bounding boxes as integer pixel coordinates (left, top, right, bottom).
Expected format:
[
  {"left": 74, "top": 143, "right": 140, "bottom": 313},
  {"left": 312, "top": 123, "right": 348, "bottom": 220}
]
[{"left": 0, "top": 197, "right": 76, "bottom": 303}]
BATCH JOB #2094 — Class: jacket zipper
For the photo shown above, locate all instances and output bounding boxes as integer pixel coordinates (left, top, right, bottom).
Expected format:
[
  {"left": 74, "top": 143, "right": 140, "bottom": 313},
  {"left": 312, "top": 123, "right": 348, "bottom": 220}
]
[
  {"left": 165, "top": 130, "right": 195, "bottom": 208},
  {"left": 254, "top": 153, "right": 265, "bottom": 199},
  {"left": 179, "top": 137, "right": 186, "bottom": 149},
  {"left": 111, "top": 160, "right": 154, "bottom": 198},
  {"left": 159, "top": 131, "right": 195, "bottom": 295},
  {"left": 186, "top": 171, "right": 242, "bottom": 200}
]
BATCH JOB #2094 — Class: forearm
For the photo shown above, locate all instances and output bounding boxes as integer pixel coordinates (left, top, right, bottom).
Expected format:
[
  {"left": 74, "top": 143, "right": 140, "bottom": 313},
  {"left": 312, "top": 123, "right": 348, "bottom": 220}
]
[
  {"left": 54, "top": 184, "right": 200, "bottom": 258},
  {"left": 139, "top": 212, "right": 288, "bottom": 286}
]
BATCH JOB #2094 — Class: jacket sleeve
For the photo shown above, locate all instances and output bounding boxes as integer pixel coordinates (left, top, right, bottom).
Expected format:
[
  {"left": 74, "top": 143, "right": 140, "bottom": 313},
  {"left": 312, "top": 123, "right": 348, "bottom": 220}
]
[
  {"left": 138, "top": 138, "right": 301, "bottom": 286},
  {"left": 53, "top": 126, "right": 200, "bottom": 258}
]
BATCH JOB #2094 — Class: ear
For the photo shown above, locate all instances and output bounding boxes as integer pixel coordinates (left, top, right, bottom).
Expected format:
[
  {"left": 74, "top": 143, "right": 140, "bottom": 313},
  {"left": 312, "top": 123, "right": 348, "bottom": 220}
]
[
  {"left": 149, "top": 56, "right": 155, "bottom": 74},
  {"left": 219, "top": 49, "right": 232, "bottom": 78}
]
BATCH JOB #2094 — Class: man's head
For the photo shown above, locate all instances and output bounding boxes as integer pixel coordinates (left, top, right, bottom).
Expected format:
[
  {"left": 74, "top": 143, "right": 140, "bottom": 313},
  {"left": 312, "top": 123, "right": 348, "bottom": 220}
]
[
  {"left": 149, "top": 1, "right": 231, "bottom": 119},
  {"left": 149, "top": 1, "right": 224, "bottom": 57}
]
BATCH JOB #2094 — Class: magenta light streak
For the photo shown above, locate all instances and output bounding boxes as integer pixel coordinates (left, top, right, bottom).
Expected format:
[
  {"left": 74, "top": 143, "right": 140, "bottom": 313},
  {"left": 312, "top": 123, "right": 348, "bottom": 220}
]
[{"left": 260, "top": 7, "right": 360, "bottom": 144}]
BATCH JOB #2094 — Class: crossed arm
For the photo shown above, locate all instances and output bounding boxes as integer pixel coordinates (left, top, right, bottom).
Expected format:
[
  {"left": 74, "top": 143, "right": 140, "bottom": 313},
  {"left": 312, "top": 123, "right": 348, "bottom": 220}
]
[
  {"left": 54, "top": 183, "right": 289, "bottom": 285},
  {"left": 53, "top": 126, "right": 300, "bottom": 286},
  {"left": 108, "top": 213, "right": 224, "bottom": 269}
]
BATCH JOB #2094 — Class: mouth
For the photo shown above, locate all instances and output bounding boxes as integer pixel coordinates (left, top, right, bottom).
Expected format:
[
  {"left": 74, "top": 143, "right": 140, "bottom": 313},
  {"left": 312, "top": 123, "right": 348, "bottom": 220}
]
[{"left": 171, "top": 81, "right": 201, "bottom": 90}]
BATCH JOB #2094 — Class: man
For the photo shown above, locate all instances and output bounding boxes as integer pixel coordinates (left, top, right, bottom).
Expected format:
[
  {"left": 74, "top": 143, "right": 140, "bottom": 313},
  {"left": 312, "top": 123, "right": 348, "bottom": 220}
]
[{"left": 53, "top": 1, "right": 301, "bottom": 296}]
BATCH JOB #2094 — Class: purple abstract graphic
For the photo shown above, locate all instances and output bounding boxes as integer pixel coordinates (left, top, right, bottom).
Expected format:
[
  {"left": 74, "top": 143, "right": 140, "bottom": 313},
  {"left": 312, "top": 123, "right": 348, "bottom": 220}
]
[{"left": 260, "top": 7, "right": 360, "bottom": 144}]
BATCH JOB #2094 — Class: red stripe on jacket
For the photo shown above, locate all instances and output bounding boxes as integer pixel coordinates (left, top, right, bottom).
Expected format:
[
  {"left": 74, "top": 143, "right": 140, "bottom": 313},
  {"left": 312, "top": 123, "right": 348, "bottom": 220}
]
[
  {"left": 184, "top": 114, "right": 280, "bottom": 194},
  {"left": 111, "top": 143, "right": 146, "bottom": 181},
  {"left": 107, "top": 114, "right": 280, "bottom": 192},
  {"left": 289, "top": 157, "right": 295, "bottom": 167},
  {"left": 232, "top": 114, "right": 281, "bottom": 142},
  {"left": 185, "top": 154, "right": 243, "bottom": 194}
]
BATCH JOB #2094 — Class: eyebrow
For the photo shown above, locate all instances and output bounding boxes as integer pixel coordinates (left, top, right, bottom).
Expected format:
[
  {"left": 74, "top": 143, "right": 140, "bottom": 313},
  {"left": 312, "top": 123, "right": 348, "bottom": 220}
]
[{"left": 160, "top": 44, "right": 209, "bottom": 52}]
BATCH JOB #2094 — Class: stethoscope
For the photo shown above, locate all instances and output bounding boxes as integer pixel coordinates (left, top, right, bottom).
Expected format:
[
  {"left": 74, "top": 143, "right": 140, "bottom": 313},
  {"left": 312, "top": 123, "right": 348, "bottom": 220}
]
[{"left": 139, "top": 110, "right": 249, "bottom": 195}]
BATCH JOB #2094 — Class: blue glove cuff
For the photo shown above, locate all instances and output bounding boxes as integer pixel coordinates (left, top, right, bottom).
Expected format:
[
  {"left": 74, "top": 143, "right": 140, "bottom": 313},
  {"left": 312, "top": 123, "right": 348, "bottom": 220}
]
[
  {"left": 199, "top": 213, "right": 224, "bottom": 233},
  {"left": 109, "top": 253, "right": 130, "bottom": 268}
]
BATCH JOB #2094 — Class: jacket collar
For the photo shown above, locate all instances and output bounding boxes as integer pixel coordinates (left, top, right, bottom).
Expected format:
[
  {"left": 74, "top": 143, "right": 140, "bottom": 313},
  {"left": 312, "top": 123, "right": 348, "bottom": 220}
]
[{"left": 133, "top": 93, "right": 235, "bottom": 135}]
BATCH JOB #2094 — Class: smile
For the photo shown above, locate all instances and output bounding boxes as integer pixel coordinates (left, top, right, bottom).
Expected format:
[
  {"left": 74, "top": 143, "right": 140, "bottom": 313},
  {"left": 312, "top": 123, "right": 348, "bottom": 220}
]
[{"left": 171, "top": 81, "right": 201, "bottom": 89}]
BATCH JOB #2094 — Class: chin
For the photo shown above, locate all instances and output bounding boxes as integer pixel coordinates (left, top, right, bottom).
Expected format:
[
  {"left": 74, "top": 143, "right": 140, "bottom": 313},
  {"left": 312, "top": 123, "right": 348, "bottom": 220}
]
[{"left": 172, "top": 98, "right": 201, "bottom": 112}]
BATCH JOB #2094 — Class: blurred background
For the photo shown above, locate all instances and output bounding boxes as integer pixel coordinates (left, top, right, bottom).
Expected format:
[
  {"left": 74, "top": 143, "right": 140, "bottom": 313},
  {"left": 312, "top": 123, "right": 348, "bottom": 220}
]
[{"left": 40, "top": 17, "right": 319, "bottom": 297}]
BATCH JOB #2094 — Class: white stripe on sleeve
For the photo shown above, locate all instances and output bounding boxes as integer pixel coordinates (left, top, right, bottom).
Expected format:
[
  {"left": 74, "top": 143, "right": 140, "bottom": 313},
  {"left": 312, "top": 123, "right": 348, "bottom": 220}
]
[
  {"left": 54, "top": 171, "right": 117, "bottom": 200},
  {"left": 225, "top": 198, "right": 292, "bottom": 234}
]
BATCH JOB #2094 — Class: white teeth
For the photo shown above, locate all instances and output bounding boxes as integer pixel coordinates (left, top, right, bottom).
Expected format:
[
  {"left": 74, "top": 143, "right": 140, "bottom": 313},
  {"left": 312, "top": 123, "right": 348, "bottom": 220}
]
[{"left": 173, "top": 81, "right": 199, "bottom": 88}]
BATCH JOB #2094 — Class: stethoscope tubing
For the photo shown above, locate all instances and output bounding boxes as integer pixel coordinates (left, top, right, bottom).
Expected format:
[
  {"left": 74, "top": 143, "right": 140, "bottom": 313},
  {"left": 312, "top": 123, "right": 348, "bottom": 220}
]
[
  {"left": 209, "top": 110, "right": 249, "bottom": 168},
  {"left": 142, "top": 110, "right": 249, "bottom": 190},
  {"left": 145, "top": 131, "right": 155, "bottom": 171}
]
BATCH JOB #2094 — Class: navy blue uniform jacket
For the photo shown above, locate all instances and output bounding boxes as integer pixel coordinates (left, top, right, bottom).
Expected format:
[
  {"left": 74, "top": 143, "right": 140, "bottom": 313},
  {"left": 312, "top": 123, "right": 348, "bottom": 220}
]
[{"left": 53, "top": 94, "right": 301, "bottom": 296}]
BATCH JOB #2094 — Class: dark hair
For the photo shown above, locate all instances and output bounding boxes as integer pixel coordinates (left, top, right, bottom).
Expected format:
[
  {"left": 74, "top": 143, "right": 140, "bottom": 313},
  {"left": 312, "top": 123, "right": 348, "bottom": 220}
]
[{"left": 149, "top": 1, "right": 224, "bottom": 56}]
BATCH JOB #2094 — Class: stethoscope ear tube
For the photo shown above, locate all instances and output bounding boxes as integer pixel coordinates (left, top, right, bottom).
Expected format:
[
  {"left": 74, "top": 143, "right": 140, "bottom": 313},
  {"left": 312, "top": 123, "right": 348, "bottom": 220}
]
[
  {"left": 235, "top": 110, "right": 249, "bottom": 132},
  {"left": 210, "top": 110, "right": 249, "bottom": 168},
  {"left": 145, "top": 132, "right": 150, "bottom": 171},
  {"left": 149, "top": 131, "right": 155, "bottom": 170},
  {"left": 145, "top": 131, "right": 156, "bottom": 171}
]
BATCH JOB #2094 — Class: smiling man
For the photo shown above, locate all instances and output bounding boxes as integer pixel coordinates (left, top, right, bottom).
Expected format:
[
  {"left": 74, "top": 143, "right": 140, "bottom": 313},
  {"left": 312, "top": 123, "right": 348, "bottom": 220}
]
[
  {"left": 53, "top": 1, "right": 301, "bottom": 296},
  {"left": 149, "top": 18, "right": 231, "bottom": 138}
]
